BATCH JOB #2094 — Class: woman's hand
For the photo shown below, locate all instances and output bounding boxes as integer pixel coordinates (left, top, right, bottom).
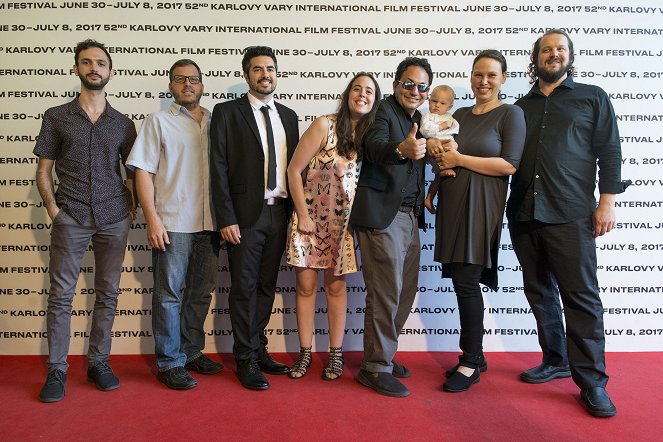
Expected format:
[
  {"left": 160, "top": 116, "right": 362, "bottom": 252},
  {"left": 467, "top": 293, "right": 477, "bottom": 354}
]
[{"left": 297, "top": 214, "right": 316, "bottom": 234}]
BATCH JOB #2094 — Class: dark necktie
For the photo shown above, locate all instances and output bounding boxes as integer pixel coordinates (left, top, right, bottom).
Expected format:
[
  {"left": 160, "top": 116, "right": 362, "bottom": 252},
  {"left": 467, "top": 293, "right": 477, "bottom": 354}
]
[{"left": 260, "top": 105, "right": 277, "bottom": 190}]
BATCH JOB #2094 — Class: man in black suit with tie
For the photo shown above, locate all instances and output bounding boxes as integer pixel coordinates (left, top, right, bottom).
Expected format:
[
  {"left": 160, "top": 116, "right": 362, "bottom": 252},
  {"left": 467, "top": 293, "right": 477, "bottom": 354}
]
[{"left": 210, "top": 46, "right": 299, "bottom": 390}]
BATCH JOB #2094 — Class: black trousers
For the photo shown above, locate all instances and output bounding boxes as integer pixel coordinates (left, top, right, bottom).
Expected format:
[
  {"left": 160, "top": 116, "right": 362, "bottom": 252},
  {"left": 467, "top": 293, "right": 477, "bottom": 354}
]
[
  {"left": 227, "top": 203, "right": 287, "bottom": 362},
  {"left": 510, "top": 217, "right": 608, "bottom": 389},
  {"left": 446, "top": 263, "right": 486, "bottom": 368}
]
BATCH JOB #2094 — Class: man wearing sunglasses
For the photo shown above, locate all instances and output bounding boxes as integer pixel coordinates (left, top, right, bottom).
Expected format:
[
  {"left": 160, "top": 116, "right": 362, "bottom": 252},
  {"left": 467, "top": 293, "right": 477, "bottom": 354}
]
[
  {"left": 128, "top": 59, "right": 223, "bottom": 390},
  {"left": 352, "top": 57, "right": 455, "bottom": 397}
]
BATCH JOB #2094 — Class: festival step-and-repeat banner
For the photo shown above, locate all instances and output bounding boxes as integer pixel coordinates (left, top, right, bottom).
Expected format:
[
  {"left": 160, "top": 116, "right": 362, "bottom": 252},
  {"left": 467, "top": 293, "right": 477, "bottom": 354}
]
[{"left": 1, "top": 0, "right": 662, "bottom": 355}]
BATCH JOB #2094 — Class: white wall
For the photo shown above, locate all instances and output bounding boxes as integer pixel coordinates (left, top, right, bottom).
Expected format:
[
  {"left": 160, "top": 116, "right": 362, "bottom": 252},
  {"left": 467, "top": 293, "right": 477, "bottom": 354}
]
[{"left": 1, "top": 0, "right": 662, "bottom": 355}]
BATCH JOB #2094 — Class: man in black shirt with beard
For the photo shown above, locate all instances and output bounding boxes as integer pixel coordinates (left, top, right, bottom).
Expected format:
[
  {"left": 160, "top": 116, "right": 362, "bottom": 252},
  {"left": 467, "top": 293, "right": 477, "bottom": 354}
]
[{"left": 507, "top": 29, "right": 630, "bottom": 418}]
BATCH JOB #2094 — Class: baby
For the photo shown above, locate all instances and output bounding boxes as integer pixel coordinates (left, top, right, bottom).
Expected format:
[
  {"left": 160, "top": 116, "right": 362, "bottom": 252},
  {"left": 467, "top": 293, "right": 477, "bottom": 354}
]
[
  {"left": 421, "top": 85, "right": 459, "bottom": 213},
  {"left": 420, "top": 85, "right": 459, "bottom": 140}
]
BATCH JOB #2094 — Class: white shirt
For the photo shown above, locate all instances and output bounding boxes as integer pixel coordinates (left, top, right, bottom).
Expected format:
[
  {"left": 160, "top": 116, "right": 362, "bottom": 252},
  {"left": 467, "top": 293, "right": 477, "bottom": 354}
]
[
  {"left": 127, "top": 102, "right": 215, "bottom": 233},
  {"left": 246, "top": 93, "right": 288, "bottom": 200}
]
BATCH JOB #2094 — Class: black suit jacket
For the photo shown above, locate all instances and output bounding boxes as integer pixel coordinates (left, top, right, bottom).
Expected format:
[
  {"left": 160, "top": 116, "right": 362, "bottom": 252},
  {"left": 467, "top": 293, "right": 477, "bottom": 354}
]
[
  {"left": 350, "top": 95, "right": 426, "bottom": 230},
  {"left": 210, "top": 94, "right": 299, "bottom": 229}
]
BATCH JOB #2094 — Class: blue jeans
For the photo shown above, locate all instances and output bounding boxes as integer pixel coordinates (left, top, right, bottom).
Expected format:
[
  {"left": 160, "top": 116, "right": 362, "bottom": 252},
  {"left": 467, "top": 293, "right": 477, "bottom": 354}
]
[
  {"left": 46, "top": 211, "right": 131, "bottom": 372},
  {"left": 152, "top": 231, "right": 220, "bottom": 371}
]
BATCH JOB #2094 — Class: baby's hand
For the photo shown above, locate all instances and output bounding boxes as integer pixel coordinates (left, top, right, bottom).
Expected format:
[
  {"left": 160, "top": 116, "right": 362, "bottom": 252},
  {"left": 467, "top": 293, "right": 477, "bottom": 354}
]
[
  {"left": 438, "top": 168, "right": 457, "bottom": 177},
  {"left": 438, "top": 120, "right": 452, "bottom": 131}
]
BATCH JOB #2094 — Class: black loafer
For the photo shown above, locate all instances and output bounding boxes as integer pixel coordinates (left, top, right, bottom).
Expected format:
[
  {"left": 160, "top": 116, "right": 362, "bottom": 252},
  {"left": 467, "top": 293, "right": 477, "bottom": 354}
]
[
  {"left": 39, "top": 369, "right": 66, "bottom": 403},
  {"left": 237, "top": 360, "right": 269, "bottom": 390},
  {"left": 356, "top": 369, "right": 409, "bottom": 397},
  {"left": 581, "top": 387, "right": 617, "bottom": 417},
  {"left": 445, "top": 360, "right": 488, "bottom": 378},
  {"left": 157, "top": 366, "right": 197, "bottom": 390},
  {"left": 392, "top": 360, "right": 411, "bottom": 378},
  {"left": 520, "top": 363, "right": 571, "bottom": 384},
  {"left": 87, "top": 362, "right": 120, "bottom": 391},
  {"left": 257, "top": 347, "right": 290, "bottom": 375},
  {"left": 185, "top": 354, "right": 224, "bottom": 375},
  {"left": 443, "top": 368, "right": 480, "bottom": 392}
]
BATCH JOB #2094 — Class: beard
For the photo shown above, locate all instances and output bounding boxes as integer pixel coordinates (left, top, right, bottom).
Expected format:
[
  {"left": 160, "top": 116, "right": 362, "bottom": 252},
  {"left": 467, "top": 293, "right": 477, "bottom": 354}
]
[
  {"left": 537, "top": 58, "right": 570, "bottom": 83},
  {"left": 250, "top": 77, "right": 276, "bottom": 96},
  {"left": 79, "top": 72, "right": 110, "bottom": 91}
]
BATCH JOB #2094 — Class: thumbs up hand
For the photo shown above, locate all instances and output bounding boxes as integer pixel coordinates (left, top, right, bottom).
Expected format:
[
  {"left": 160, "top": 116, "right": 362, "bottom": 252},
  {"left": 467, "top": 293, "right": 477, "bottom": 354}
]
[{"left": 397, "top": 123, "right": 426, "bottom": 160}]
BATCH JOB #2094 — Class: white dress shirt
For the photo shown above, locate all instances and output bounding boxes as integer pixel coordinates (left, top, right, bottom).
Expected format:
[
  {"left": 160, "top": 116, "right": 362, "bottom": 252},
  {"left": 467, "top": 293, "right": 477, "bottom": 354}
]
[{"left": 246, "top": 92, "right": 288, "bottom": 200}]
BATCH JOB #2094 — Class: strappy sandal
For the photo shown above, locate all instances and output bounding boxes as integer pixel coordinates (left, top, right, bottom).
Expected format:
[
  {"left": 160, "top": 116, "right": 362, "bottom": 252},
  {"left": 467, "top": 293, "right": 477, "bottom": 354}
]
[
  {"left": 322, "top": 346, "right": 344, "bottom": 381},
  {"left": 288, "top": 346, "right": 312, "bottom": 379}
]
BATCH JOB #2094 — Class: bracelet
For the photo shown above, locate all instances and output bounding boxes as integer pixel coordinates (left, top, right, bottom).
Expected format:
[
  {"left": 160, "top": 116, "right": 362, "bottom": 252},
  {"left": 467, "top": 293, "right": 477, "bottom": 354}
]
[{"left": 395, "top": 146, "right": 405, "bottom": 160}]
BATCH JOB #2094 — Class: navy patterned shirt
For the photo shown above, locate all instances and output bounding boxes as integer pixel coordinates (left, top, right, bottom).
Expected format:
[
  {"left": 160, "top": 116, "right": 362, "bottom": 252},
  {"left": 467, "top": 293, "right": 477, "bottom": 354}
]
[{"left": 33, "top": 98, "right": 136, "bottom": 226}]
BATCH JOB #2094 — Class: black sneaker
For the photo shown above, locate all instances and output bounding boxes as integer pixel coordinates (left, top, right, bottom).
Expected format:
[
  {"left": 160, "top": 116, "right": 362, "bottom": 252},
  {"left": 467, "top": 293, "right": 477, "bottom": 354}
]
[
  {"left": 40, "top": 369, "right": 66, "bottom": 403},
  {"left": 87, "top": 362, "right": 120, "bottom": 391},
  {"left": 157, "top": 366, "right": 197, "bottom": 390},
  {"left": 185, "top": 354, "right": 224, "bottom": 375}
]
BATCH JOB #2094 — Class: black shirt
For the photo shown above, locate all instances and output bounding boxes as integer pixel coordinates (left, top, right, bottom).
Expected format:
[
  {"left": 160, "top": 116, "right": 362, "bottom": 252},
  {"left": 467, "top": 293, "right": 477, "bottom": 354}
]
[
  {"left": 507, "top": 76, "right": 629, "bottom": 224},
  {"left": 33, "top": 98, "right": 136, "bottom": 226}
]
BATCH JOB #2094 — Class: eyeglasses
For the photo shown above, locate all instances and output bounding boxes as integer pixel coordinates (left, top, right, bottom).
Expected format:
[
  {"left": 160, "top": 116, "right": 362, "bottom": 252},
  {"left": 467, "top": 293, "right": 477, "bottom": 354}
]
[
  {"left": 397, "top": 80, "right": 430, "bottom": 93},
  {"left": 171, "top": 75, "right": 202, "bottom": 84}
]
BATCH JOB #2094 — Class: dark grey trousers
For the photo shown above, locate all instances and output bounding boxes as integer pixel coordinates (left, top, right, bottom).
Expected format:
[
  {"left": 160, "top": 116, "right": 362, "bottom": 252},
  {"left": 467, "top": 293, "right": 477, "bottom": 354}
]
[
  {"left": 46, "top": 210, "right": 130, "bottom": 372},
  {"left": 357, "top": 211, "right": 420, "bottom": 373}
]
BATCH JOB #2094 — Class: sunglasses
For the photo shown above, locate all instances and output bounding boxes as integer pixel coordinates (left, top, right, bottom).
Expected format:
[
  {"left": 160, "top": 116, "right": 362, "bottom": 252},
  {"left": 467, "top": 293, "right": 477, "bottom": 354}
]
[{"left": 397, "top": 80, "right": 430, "bottom": 93}]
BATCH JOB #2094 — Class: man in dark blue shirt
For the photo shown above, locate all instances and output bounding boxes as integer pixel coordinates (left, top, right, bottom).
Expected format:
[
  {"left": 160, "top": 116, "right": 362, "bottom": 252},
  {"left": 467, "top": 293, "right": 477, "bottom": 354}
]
[{"left": 507, "top": 29, "right": 629, "bottom": 418}]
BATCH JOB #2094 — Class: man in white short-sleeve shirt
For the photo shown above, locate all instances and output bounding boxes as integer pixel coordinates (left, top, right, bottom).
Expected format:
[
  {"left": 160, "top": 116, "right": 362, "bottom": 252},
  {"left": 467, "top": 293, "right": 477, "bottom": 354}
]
[{"left": 127, "top": 59, "right": 222, "bottom": 390}]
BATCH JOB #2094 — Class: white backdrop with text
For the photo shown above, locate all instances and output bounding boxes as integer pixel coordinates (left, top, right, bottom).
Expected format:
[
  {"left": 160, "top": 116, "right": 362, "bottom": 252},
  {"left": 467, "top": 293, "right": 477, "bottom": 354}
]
[{"left": 1, "top": 0, "right": 662, "bottom": 355}]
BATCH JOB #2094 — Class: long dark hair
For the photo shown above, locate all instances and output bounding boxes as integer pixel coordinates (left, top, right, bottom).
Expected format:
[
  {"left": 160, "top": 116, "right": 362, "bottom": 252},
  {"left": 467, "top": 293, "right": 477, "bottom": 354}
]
[{"left": 335, "top": 72, "right": 381, "bottom": 159}]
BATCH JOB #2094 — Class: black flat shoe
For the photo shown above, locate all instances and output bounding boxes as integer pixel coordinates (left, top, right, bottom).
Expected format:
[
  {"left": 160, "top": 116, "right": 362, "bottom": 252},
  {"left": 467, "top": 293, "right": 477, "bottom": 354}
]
[
  {"left": 445, "top": 360, "right": 487, "bottom": 378},
  {"left": 442, "top": 368, "right": 480, "bottom": 392},
  {"left": 356, "top": 369, "right": 409, "bottom": 397}
]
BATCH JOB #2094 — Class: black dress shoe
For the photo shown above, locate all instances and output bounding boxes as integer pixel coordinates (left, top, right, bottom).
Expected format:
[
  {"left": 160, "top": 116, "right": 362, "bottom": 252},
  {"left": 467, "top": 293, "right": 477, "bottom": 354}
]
[
  {"left": 257, "top": 347, "right": 290, "bottom": 375},
  {"left": 392, "top": 360, "right": 411, "bottom": 378},
  {"left": 443, "top": 368, "right": 480, "bottom": 392},
  {"left": 356, "top": 369, "right": 409, "bottom": 397},
  {"left": 157, "top": 366, "right": 197, "bottom": 390},
  {"left": 40, "top": 369, "right": 66, "bottom": 403},
  {"left": 237, "top": 360, "right": 269, "bottom": 390},
  {"left": 520, "top": 363, "right": 571, "bottom": 384},
  {"left": 87, "top": 362, "right": 120, "bottom": 391},
  {"left": 185, "top": 354, "right": 224, "bottom": 375},
  {"left": 445, "top": 360, "right": 488, "bottom": 378},
  {"left": 581, "top": 387, "right": 617, "bottom": 417}
]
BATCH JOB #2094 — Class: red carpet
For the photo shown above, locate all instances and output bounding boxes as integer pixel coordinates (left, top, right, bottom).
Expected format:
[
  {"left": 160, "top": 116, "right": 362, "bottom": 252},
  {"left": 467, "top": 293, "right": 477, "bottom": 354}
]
[{"left": 0, "top": 352, "right": 659, "bottom": 441}]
